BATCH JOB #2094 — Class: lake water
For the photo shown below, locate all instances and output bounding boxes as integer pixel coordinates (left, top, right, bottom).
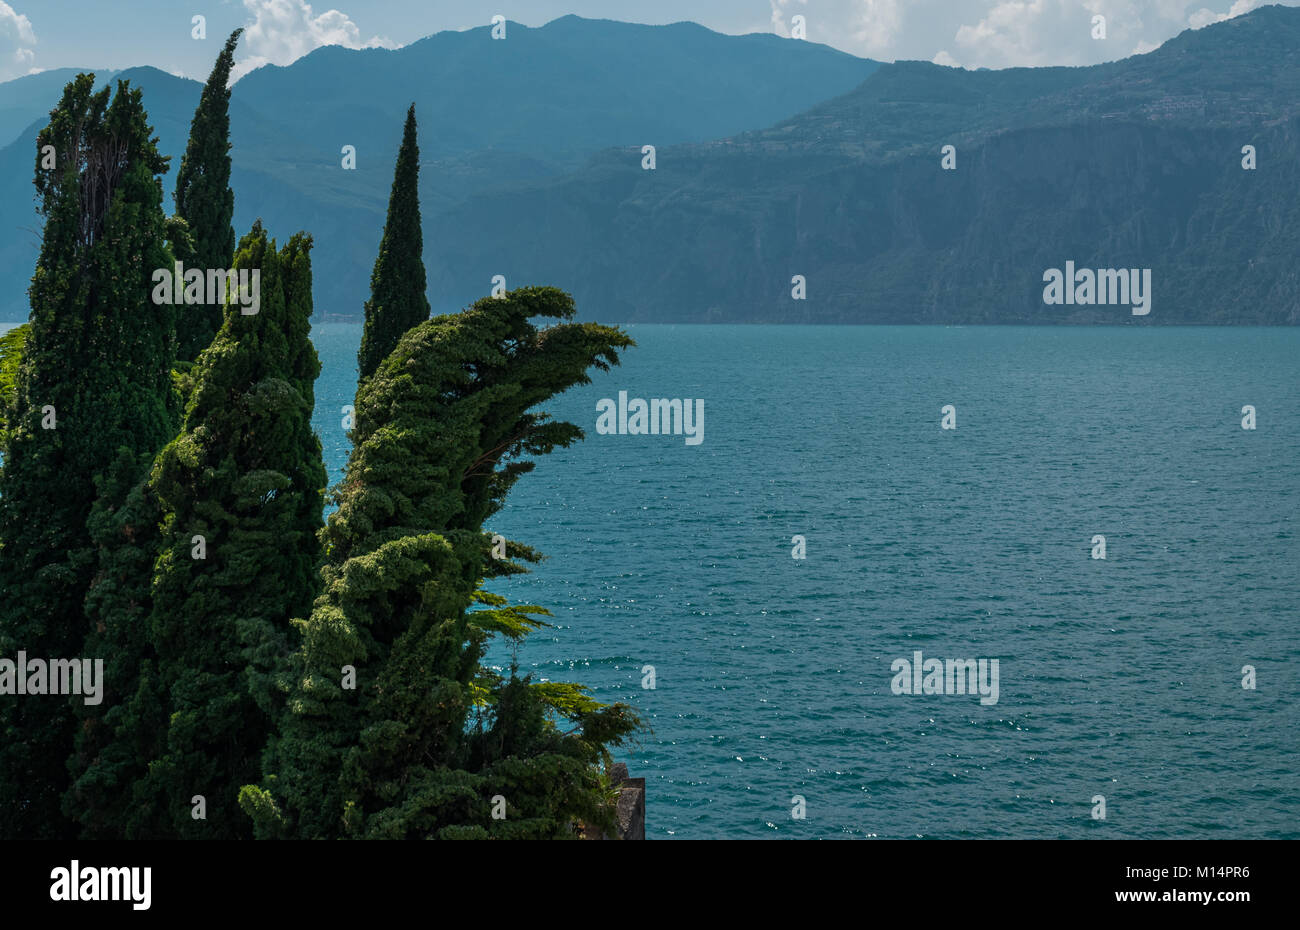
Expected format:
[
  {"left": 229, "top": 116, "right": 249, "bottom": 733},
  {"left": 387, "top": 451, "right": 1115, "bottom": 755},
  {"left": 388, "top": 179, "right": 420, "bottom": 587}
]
[
  {"left": 313, "top": 323, "right": 1299, "bottom": 839},
  {"left": 7, "top": 320, "right": 1294, "bottom": 838}
]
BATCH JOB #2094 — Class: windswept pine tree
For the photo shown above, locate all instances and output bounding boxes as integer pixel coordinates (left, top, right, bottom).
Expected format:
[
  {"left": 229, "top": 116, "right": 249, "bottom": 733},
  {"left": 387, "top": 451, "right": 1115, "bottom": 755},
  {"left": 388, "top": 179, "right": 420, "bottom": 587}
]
[
  {"left": 0, "top": 75, "right": 178, "bottom": 839},
  {"left": 355, "top": 105, "right": 430, "bottom": 382},
  {"left": 78, "top": 223, "right": 325, "bottom": 839},
  {"left": 241, "top": 287, "right": 638, "bottom": 839},
  {"left": 174, "top": 29, "right": 242, "bottom": 362}
]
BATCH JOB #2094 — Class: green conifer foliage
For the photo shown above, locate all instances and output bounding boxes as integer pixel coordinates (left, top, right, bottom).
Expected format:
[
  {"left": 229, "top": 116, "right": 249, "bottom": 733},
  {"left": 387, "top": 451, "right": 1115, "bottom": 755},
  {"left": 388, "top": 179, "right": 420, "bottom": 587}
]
[
  {"left": 120, "top": 223, "right": 325, "bottom": 838},
  {"left": 356, "top": 105, "right": 430, "bottom": 382},
  {"left": 0, "top": 75, "right": 177, "bottom": 839},
  {"left": 242, "top": 287, "right": 638, "bottom": 839},
  {"left": 174, "top": 30, "right": 241, "bottom": 362},
  {"left": 63, "top": 453, "right": 169, "bottom": 838}
]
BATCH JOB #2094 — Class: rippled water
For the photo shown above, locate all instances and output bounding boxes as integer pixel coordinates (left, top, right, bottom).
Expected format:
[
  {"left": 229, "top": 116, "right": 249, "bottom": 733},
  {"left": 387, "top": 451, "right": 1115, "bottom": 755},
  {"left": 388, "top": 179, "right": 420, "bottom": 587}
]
[{"left": 322, "top": 324, "right": 1299, "bottom": 838}]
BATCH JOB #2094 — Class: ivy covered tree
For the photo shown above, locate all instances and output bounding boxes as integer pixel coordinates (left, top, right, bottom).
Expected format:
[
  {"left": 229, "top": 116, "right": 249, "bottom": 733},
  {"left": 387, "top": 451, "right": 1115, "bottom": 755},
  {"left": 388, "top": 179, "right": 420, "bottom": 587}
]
[
  {"left": 174, "top": 29, "right": 242, "bottom": 362},
  {"left": 0, "top": 74, "right": 178, "bottom": 839},
  {"left": 241, "top": 287, "right": 639, "bottom": 839},
  {"left": 356, "top": 105, "right": 430, "bottom": 382}
]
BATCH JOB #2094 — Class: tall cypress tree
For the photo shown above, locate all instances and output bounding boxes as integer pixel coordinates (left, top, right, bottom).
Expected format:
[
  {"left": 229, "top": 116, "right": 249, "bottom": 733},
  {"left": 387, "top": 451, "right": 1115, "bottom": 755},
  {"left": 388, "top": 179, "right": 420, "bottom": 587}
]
[
  {"left": 65, "top": 35, "right": 247, "bottom": 836},
  {"left": 174, "top": 29, "right": 241, "bottom": 362},
  {"left": 64, "top": 461, "right": 170, "bottom": 838},
  {"left": 241, "top": 287, "right": 638, "bottom": 839},
  {"left": 102, "top": 222, "right": 325, "bottom": 838},
  {"left": 0, "top": 75, "right": 177, "bottom": 839},
  {"left": 356, "top": 105, "right": 430, "bottom": 382}
]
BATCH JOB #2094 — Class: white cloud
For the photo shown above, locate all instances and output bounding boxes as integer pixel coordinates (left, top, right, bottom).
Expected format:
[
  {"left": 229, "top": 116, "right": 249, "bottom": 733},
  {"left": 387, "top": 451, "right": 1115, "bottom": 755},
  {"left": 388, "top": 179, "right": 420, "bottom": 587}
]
[
  {"left": 768, "top": 0, "right": 807, "bottom": 38},
  {"left": 946, "top": 0, "right": 1182, "bottom": 68},
  {"left": 232, "top": 0, "right": 395, "bottom": 82},
  {"left": 953, "top": 0, "right": 1065, "bottom": 68},
  {"left": 0, "top": 1, "right": 36, "bottom": 82},
  {"left": 932, "top": 49, "right": 963, "bottom": 66},
  {"left": 769, "top": 0, "right": 903, "bottom": 55},
  {"left": 754, "top": 0, "right": 1297, "bottom": 69},
  {"left": 1151, "top": 0, "right": 1193, "bottom": 17},
  {"left": 1188, "top": 0, "right": 1265, "bottom": 28},
  {"left": 850, "top": 0, "right": 906, "bottom": 54}
]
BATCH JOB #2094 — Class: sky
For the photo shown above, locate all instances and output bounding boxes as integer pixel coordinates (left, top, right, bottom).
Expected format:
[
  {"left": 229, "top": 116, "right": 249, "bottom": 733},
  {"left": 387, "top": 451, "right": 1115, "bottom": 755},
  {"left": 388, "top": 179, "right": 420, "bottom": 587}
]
[{"left": 0, "top": 0, "right": 1294, "bottom": 84}]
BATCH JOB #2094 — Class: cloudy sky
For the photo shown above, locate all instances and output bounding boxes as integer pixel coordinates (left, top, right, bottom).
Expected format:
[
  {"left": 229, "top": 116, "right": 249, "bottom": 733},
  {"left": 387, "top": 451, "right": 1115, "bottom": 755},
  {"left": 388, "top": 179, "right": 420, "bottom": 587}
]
[{"left": 0, "top": 0, "right": 1292, "bottom": 84}]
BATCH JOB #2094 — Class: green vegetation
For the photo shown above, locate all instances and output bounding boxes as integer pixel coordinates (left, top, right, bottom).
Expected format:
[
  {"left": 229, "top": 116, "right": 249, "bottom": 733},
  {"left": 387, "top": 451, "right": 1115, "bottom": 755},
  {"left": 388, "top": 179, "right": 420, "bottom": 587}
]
[
  {"left": 243, "top": 111, "right": 637, "bottom": 840},
  {"left": 0, "top": 73, "right": 179, "bottom": 839},
  {"left": 0, "top": 323, "right": 29, "bottom": 450},
  {"left": 1, "top": 68, "right": 639, "bottom": 840},
  {"left": 357, "top": 104, "right": 430, "bottom": 382},
  {"left": 242, "top": 286, "right": 637, "bottom": 839},
  {"left": 112, "top": 223, "right": 325, "bottom": 839},
  {"left": 173, "top": 29, "right": 241, "bottom": 361}
]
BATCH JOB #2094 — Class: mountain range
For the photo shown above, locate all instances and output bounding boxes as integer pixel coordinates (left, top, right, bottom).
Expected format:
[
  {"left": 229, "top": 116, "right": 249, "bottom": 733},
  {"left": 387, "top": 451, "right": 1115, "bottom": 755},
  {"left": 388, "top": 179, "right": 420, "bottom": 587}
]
[
  {"left": 0, "top": 16, "right": 875, "bottom": 322},
  {"left": 0, "top": 8, "right": 1296, "bottom": 324}
]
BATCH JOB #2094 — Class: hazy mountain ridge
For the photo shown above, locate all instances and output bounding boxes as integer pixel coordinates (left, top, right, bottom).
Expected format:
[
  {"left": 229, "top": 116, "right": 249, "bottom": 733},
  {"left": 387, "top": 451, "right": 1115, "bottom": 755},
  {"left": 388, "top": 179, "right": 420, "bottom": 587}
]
[
  {"left": 0, "top": 17, "right": 878, "bottom": 321},
  {"left": 424, "top": 5, "right": 1300, "bottom": 324},
  {"left": 1, "top": 10, "right": 1295, "bottom": 324}
]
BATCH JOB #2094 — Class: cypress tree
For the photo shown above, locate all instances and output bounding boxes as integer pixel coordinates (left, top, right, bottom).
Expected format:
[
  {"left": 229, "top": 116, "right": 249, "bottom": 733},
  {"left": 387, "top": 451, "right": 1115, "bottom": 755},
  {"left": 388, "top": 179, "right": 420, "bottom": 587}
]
[
  {"left": 113, "top": 222, "right": 325, "bottom": 838},
  {"left": 0, "top": 75, "right": 178, "bottom": 839},
  {"left": 241, "top": 287, "right": 638, "bottom": 839},
  {"left": 64, "top": 464, "right": 170, "bottom": 838},
  {"left": 355, "top": 105, "right": 430, "bottom": 382},
  {"left": 64, "top": 39, "right": 246, "bottom": 829},
  {"left": 174, "top": 29, "right": 241, "bottom": 362}
]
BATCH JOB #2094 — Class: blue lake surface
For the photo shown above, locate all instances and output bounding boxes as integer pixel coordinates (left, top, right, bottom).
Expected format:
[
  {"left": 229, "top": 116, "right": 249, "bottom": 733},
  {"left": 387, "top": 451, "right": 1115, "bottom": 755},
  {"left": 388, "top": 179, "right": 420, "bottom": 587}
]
[
  {"left": 310, "top": 323, "right": 1299, "bottom": 839},
  {"left": 8, "top": 319, "right": 1287, "bottom": 838}
]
